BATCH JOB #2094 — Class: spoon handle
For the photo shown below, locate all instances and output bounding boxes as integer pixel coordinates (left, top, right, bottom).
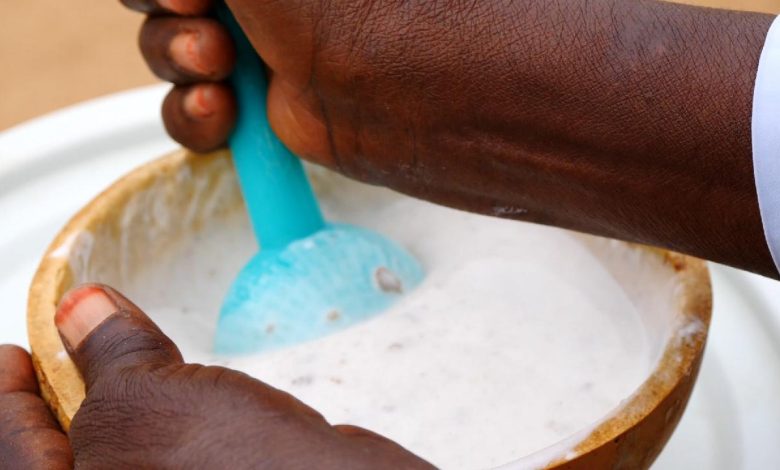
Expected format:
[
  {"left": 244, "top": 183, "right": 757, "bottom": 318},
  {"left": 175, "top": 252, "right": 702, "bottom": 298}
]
[{"left": 216, "top": 3, "right": 325, "bottom": 250}]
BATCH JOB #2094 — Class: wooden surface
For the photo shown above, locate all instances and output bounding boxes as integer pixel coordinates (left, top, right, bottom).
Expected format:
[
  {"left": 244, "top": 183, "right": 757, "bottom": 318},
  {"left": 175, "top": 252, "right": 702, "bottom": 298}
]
[{"left": 2, "top": 1, "right": 779, "bottom": 131}]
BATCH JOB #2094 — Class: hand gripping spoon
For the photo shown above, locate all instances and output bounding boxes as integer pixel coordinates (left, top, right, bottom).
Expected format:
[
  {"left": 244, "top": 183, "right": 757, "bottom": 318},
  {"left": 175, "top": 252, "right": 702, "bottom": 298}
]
[{"left": 214, "top": 4, "right": 423, "bottom": 355}]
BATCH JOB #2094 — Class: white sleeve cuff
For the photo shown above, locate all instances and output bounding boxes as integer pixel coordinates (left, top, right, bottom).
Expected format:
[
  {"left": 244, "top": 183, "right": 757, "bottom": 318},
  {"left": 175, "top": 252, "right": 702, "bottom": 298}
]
[{"left": 752, "top": 15, "right": 780, "bottom": 273}]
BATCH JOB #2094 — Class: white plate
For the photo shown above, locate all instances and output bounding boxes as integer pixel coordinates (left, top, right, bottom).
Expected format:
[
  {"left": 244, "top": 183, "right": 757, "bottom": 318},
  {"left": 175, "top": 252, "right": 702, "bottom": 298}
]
[
  {"left": 1, "top": 85, "right": 778, "bottom": 469},
  {"left": 0, "top": 85, "right": 177, "bottom": 347}
]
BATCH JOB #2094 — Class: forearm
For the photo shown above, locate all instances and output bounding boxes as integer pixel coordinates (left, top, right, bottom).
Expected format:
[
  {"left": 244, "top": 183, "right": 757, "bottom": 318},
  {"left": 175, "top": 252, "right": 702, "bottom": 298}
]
[
  {"left": 393, "top": 0, "right": 776, "bottom": 277},
  {"left": 142, "top": 0, "right": 778, "bottom": 276}
]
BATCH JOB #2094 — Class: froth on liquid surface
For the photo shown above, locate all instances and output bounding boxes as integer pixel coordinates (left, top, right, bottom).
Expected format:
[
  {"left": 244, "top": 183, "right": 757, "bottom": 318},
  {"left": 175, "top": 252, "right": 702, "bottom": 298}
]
[{"left": 125, "top": 182, "right": 654, "bottom": 469}]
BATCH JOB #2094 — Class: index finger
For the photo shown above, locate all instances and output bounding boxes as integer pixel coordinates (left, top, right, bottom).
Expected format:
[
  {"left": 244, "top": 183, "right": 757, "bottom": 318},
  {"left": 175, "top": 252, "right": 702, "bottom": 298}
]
[
  {"left": 0, "top": 345, "right": 73, "bottom": 469},
  {"left": 0, "top": 345, "right": 39, "bottom": 394}
]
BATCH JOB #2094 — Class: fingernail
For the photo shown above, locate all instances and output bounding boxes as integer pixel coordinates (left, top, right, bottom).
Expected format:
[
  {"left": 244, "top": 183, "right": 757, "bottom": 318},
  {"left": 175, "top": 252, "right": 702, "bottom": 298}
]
[
  {"left": 183, "top": 86, "right": 215, "bottom": 119},
  {"left": 55, "top": 285, "right": 118, "bottom": 350},
  {"left": 157, "top": 0, "right": 176, "bottom": 11},
  {"left": 170, "top": 32, "right": 207, "bottom": 75}
]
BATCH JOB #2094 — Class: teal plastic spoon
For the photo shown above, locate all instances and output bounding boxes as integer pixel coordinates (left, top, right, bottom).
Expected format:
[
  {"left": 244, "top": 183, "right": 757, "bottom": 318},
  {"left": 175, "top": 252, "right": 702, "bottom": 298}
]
[{"left": 214, "top": 4, "right": 423, "bottom": 355}]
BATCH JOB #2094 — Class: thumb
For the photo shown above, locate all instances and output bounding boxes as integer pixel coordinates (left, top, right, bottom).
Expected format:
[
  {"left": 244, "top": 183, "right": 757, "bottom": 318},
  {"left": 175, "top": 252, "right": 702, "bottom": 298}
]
[{"left": 55, "top": 284, "right": 183, "bottom": 390}]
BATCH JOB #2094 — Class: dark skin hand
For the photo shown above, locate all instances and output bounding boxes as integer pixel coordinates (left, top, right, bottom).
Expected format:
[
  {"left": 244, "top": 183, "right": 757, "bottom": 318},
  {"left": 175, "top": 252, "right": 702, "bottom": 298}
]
[
  {"left": 4, "top": 0, "right": 778, "bottom": 468},
  {"left": 0, "top": 284, "right": 432, "bottom": 469},
  {"left": 131, "top": 0, "right": 777, "bottom": 277},
  {"left": 0, "top": 346, "right": 72, "bottom": 469}
]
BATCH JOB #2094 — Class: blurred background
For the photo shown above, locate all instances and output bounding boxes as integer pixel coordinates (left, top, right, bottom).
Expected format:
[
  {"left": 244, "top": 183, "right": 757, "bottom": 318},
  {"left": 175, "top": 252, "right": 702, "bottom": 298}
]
[
  {"left": 2, "top": 0, "right": 779, "bottom": 130},
  {"left": 1, "top": 2, "right": 154, "bottom": 130}
]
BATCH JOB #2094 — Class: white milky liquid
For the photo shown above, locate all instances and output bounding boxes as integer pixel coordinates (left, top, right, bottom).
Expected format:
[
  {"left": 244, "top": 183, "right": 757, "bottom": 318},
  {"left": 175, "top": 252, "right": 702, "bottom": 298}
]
[{"left": 124, "top": 181, "right": 654, "bottom": 469}]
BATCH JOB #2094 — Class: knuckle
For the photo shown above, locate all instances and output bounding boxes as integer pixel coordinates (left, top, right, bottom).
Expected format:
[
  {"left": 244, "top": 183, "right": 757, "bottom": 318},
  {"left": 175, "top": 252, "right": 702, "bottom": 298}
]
[{"left": 70, "top": 372, "right": 168, "bottom": 461}]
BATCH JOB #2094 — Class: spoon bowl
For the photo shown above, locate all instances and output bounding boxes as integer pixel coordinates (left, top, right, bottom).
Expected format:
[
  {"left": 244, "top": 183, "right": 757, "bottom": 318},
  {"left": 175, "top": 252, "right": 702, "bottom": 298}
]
[{"left": 217, "top": 223, "right": 423, "bottom": 354}]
